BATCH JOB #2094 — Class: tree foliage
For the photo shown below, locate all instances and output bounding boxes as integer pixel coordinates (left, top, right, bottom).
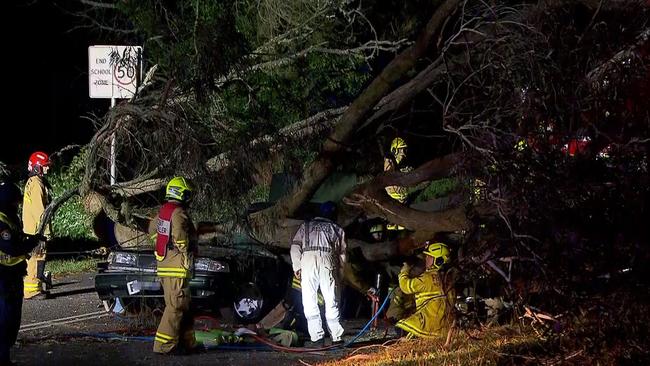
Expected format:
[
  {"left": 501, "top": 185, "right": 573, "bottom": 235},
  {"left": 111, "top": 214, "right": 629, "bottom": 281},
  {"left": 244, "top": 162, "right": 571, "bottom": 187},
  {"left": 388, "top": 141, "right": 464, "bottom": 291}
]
[{"left": 71, "top": 0, "right": 649, "bottom": 360}]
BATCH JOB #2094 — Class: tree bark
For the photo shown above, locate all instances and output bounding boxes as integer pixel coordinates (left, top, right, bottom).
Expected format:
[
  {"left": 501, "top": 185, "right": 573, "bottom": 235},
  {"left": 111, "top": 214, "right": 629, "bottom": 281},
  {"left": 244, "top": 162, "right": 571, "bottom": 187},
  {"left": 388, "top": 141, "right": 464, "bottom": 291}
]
[
  {"left": 267, "top": 0, "right": 462, "bottom": 222},
  {"left": 362, "top": 59, "right": 446, "bottom": 129},
  {"left": 344, "top": 154, "right": 471, "bottom": 242},
  {"left": 205, "top": 106, "right": 346, "bottom": 172},
  {"left": 347, "top": 239, "right": 397, "bottom": 261},
  {"left": 586, "top": 27, "right": 650, "bottom": 88}
]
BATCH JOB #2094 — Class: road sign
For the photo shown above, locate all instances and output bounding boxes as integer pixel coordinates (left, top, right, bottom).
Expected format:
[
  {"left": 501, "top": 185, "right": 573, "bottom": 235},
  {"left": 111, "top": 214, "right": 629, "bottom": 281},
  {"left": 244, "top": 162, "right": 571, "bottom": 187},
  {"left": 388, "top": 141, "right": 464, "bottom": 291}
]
[{"left": 89, "top": 45, "right": 143, "bottom": 99}]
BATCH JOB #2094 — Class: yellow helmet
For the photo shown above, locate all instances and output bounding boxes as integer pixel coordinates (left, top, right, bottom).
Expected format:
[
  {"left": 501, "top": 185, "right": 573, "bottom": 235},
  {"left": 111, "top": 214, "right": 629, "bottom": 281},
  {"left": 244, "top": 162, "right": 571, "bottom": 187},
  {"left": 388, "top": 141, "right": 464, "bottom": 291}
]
[
  {"left": 390, "top": 137, "right": 408, "bottom": 156},
  {"left": 369, "top": 223, "right": 384, "bottom": 241},
  {"left": 369, "top": 224, "right": 383, "bottom": 234},
  {"left": 423, "top": 242, "right": 450, "bottom": 270},
  {"left": 165, "top": 176, "right": 193, "bottom": 202}
]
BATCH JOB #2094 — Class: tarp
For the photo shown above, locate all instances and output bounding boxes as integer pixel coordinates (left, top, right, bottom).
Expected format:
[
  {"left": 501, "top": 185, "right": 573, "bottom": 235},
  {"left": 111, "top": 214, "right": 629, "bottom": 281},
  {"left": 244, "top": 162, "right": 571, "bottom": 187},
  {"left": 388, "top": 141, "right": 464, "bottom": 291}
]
[{"left": 269, "top": 172, "right": 358, "bottom": 204}]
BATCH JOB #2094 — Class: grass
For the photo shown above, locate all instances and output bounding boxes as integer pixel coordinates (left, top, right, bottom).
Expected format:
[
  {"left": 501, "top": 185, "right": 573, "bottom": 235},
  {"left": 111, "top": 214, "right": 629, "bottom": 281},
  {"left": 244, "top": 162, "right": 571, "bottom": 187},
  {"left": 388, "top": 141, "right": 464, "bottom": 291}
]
[
  {"left": 316, "top": 326, "right": 577, "bottom": 366},
  {"left": 47, "top": 257, "right": 101, "bottom": 275}
]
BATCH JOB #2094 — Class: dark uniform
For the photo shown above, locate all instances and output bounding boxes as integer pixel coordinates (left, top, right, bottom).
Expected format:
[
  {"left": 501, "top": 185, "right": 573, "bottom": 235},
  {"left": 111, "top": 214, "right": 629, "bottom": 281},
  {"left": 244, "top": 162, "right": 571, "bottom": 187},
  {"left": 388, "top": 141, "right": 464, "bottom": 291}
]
[
  {"left": 0, "top": 181, "right": 40, "bottom": 365},
  {"left": 279, "top": 275, "right": 325, "bottom": 334}
]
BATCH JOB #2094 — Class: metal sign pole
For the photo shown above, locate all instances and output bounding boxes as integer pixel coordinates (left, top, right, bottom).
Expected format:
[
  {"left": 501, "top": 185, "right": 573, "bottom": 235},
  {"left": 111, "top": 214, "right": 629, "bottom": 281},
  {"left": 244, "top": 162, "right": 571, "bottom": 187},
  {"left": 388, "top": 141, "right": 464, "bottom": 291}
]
[
  {"left": 110, "top": 97, "right": 116, "bottom": 185},
  {"left": 89, "top": 45, "right": 142, "bottom": 186}
]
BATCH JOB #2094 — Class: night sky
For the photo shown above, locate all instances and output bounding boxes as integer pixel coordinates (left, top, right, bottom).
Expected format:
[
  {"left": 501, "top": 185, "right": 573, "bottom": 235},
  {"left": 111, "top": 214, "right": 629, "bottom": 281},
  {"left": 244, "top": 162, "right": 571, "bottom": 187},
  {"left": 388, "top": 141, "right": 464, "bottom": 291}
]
[{"left": 3, "top": 1, "right": 106, "bottom": 169}]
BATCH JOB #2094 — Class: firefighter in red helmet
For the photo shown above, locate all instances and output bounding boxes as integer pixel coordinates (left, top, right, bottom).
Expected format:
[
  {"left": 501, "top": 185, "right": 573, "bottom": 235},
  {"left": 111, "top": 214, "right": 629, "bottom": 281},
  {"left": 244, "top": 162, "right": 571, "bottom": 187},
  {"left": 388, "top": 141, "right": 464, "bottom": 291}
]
[{"left": 23, "top": 152, "right": 53, "bottom": 300}]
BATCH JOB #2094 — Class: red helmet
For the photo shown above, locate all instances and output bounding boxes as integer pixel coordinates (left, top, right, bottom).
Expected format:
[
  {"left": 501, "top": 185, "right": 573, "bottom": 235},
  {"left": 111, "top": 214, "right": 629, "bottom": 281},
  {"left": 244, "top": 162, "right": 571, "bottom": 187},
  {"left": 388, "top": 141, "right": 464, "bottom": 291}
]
[{"left": 28, "top": 151, "right": 50, "bottom": 174}]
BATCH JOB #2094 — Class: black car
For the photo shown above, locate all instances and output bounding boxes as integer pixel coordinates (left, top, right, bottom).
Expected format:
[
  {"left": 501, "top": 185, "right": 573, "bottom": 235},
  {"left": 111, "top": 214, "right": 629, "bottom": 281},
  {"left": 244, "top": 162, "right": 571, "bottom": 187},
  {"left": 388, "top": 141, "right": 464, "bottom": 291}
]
[{"left": 95, "top": 242, "right": 292, "bottom": 323}]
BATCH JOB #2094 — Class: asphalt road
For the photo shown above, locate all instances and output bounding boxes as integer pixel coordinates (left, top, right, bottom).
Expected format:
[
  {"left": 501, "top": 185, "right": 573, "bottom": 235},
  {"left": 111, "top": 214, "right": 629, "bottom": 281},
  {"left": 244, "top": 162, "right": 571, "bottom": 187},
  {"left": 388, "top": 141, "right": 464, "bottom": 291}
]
[
  {"left": 21, "top": 273, "right": 102, "bottom": 325},
  {"left": 13, "top": 272, "right": 381, "bottom": 366}
]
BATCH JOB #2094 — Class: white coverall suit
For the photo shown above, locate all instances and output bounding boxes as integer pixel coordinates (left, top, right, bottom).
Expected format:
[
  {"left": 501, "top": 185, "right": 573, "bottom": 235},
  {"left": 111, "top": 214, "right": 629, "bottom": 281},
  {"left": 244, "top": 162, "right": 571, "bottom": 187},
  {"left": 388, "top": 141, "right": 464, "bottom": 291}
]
[{"left": 290, "top": 217, "right": 346, "bottom": 342}]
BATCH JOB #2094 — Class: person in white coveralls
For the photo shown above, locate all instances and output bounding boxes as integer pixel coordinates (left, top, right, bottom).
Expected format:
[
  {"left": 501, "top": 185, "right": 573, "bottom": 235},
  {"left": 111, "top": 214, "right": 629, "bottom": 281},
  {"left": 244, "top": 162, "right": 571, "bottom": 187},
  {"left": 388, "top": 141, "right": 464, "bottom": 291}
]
[{"left": 290, "top": 201, "right": 347, "bottom": 346}]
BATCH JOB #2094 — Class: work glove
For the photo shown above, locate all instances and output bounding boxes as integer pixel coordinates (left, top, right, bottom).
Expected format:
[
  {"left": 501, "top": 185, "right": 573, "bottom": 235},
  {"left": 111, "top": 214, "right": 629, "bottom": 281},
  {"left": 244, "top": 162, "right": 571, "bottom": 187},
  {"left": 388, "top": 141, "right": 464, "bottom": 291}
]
[{"left": 33, "top": 240, "right": 47, "bottom": 257}]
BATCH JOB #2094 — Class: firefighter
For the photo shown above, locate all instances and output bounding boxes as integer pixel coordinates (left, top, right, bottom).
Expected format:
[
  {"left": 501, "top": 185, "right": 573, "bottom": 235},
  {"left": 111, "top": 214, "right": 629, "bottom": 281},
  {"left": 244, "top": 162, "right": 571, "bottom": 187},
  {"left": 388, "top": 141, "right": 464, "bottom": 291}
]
[
  {"left": 152, "top": 177, "right": 198, "bottom": 355},
  {"left": 0, "top": 181, "right": 41, "bottom": 365},
  {"left": 368, "top": 223, "right": 385, "bottom": 242},
  {"left": 384, "top": 137, "right": 412, "bottom": 231},
  {"left": 278, "top": 274, "right": 325, "bottom": 335},
  {"left": 385, "top": 287, "right": 415, "bottom": 324},
  {"left": 395, "top": 242, "right": 452, "bottom": 338},
  {"left": 22, "top": 151, "right": 52, "bottom": 300},
  {"left": 290, "top": 201, "right": 346, "bottom": 346}
]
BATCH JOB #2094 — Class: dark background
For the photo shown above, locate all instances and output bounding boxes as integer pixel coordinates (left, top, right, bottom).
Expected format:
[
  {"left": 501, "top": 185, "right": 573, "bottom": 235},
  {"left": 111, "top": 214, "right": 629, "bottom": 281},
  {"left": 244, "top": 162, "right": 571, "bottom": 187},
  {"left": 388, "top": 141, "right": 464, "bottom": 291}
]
[{"left": 3, "top": 1, "right": 107, "bottom": 169}]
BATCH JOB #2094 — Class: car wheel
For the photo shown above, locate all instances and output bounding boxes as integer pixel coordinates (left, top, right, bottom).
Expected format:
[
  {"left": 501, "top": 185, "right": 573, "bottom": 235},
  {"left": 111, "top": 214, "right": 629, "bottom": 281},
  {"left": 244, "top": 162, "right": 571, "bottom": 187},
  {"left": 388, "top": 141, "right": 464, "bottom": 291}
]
[{"left": 232, "top": 282, "right": 265, "bottom": 323}]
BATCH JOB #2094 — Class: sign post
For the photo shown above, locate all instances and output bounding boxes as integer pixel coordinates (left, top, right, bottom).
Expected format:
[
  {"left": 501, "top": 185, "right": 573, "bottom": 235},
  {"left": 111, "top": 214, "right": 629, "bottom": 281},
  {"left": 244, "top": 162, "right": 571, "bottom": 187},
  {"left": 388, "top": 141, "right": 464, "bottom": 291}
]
[{"left": 89, "top": 45, "right": 143, "bottom": 185}]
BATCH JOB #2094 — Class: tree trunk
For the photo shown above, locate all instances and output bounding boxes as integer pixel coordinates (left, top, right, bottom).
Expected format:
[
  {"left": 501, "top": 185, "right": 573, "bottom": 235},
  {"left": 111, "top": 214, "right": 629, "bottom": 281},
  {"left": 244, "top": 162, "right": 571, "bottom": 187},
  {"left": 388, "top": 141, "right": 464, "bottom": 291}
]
[
  {"left": 344, "top": 154, "right": 471, "bottom": 242},
  {"left": 266, "top": 0, "right": 463, "bottom": 222}
]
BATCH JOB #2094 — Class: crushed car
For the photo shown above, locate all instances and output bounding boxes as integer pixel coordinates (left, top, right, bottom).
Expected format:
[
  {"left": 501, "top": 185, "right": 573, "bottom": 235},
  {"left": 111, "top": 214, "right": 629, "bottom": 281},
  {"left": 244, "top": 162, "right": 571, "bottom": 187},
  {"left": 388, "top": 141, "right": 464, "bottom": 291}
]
[{"left": 94, "top": 230, "right": 292, "bottom": 323}]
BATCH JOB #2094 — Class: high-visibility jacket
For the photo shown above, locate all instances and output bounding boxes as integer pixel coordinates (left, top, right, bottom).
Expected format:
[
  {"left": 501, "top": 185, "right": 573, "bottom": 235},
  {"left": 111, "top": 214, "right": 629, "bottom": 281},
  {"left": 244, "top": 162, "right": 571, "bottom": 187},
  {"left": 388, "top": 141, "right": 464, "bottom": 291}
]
[
  {"left": 290, "top": 275, "right": 324, "bottom": 305},
  {"left": 383, "top": 157, "right": 411, "bottom": 203},
  {"left": 151, "top": 202, "right": 197, "bottom": 279},
  {"left": 386, "top": 287, "right": 415, "bottom": 321},
  {"left": 396, "top": 267, "right": 450, "bottom": 338},
  {"left": 22, "top": 175, "right": 51, "bottom": 238},
  {"left": 0, "top": 212, "right": 26, "bottom": 267}
]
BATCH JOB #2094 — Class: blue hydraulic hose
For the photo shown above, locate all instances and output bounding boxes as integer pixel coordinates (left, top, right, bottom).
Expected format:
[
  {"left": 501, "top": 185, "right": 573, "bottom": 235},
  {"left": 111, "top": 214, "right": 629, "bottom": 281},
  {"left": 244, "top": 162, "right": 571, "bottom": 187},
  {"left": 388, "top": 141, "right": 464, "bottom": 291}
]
[
  {"left": 342, "top": 287, "right": 395, "bottom": 348},
  {"left": 64, "top": 289, "right": 396, "bottom": 352}
]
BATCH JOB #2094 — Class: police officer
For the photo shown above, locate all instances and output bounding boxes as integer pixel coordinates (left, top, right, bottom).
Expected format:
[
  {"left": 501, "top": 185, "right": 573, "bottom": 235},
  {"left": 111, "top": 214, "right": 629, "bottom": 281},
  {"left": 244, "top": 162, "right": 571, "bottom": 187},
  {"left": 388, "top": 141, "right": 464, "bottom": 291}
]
[{"left": 0, "top": 181, "right": 41, "bottom": 365}]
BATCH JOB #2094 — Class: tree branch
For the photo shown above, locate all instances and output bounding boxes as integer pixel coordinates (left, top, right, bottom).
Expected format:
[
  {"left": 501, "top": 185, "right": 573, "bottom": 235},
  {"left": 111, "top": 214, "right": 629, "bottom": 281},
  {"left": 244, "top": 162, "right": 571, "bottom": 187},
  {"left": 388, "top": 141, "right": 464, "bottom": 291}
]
[{"left": 268, "top": 0, "right": 463, "bottom": 222}]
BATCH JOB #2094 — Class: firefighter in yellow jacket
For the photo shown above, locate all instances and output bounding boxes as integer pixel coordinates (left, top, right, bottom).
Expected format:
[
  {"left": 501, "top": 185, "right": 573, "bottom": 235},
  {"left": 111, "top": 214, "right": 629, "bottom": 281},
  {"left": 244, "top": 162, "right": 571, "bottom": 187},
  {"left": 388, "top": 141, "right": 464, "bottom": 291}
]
[
  {"left": 22, "top": 152, "right": 52, "bottom": 300},
  {"left": 396, "top": 242, "right": 452, "bottom": 338},
  {"left": 152, "top": 177, "right": 198, "bottom": 355},
  {"left": 384, "top": 137, "right": 410, "bottom": 204},
  {"left": 383, "top": 137, "right": 412, "bottom": 231}
]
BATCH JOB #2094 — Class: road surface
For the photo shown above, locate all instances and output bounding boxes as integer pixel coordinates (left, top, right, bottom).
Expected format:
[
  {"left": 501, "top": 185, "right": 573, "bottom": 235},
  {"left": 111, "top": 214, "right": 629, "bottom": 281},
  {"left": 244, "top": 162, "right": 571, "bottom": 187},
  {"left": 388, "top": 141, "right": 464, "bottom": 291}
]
[{"left": 14, "top": 272, "right": 384, "bottom": 365}]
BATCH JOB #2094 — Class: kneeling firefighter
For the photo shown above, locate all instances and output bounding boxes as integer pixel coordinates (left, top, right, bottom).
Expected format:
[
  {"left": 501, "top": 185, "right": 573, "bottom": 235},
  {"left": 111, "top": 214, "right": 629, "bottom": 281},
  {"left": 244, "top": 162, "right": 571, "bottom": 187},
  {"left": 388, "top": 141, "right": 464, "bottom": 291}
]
[
  {"left": 152, "top": 177, "right": 198, "bottom": 355},
  {"left": 1, "top": 181, "right": 41, "bottom": 364},
  {"left": 396, "top": 242, "right": 453, "bottom": 338}
]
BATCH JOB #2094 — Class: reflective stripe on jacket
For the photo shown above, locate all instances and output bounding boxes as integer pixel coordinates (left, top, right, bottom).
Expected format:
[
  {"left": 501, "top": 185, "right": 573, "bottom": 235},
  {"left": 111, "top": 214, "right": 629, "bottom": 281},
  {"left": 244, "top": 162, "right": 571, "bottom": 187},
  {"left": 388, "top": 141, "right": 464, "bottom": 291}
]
[
  {"left": 22, "top": 175, "right": 51, "bottom": 237},
  {"left": 395, "top": 268, "right": 449, "bottom": 338},
  {"left": 291, "top": 275, "right": 324, "bottom": 305},
  {"left": 151, "top": 203, "right": 196, "bottom": 279},
  {"left": 155, "top": 202, "right": 180, "bottom": 261},
  {"left": 0, "top": 212, "right": 25, "bottom": 267},
  {"left": 289, "top": 217, "right": 347, "bottom": 273},
  {"left": 383, "top": 158, "right": 410, "bottom": 202}
]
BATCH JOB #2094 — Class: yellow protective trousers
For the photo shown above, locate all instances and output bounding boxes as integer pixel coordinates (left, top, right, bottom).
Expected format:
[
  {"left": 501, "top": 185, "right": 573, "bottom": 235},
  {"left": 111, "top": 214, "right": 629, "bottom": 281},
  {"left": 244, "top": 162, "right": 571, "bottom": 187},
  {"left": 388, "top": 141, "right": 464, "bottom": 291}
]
[
  {"left": 24, "top": 253, "right": 46, "bottom": 298},
  {"left": 153, "top": 277, "right": 195, "bottom": 353}
]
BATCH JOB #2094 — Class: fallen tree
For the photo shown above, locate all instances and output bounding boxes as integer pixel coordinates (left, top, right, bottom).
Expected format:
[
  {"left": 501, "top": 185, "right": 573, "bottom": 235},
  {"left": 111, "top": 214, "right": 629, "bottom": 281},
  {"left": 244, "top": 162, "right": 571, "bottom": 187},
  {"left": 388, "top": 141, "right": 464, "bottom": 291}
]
[{"left": 47, "top": 6, "right": 648, "bottom": 359}]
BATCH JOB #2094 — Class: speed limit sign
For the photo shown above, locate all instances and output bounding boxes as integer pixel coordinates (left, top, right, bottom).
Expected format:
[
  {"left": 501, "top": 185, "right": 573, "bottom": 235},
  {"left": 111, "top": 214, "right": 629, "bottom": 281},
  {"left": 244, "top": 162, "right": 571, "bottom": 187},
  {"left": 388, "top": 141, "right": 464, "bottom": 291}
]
[{"left": 89, "top": 45, "right": 143, "bottom": 99}]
